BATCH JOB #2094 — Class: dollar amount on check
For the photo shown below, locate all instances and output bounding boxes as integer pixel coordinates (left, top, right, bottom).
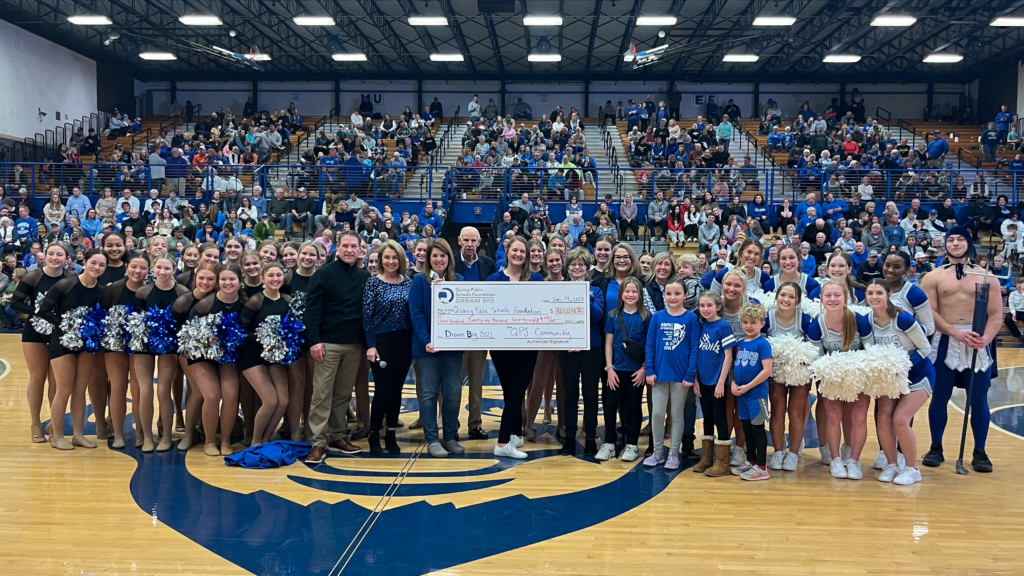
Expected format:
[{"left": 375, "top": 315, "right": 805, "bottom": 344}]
[{"left": 431, "top": 282, "right": 592, "bottom": 351}]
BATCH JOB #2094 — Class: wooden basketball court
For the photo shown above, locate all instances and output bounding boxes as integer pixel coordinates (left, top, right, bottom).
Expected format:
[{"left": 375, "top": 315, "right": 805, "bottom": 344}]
[{"left": 1, "top": 336, "right": 1022, "bottom": 575}]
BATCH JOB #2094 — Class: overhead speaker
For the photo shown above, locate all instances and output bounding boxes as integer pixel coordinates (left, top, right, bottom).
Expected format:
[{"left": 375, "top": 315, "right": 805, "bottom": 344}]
[
  {"left": 535, "top": 36, "right": 552, "bottom": 54},
  {"left": 964, "top": 36, "right": 984, "bottom": 56},
  {"left": 479, "top": 0, "right": 516, "bottom": 13}
]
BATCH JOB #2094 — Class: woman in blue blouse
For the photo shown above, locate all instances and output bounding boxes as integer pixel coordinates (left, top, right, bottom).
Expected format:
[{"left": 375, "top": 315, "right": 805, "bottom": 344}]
[
  {"left": 362, "top": 239, "right": 414, "bottom": 456},
  {"left": 408, "top": 239, "right": 465, "bottom": 458},
  {"left": 487, "top": 235, "right": 544, "bottom": 459}
]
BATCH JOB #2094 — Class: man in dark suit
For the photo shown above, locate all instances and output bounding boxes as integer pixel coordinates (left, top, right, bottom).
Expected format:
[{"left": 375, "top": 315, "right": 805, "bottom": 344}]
[{"left": 453, "top": 226, "right": 494, "bottom": 440}]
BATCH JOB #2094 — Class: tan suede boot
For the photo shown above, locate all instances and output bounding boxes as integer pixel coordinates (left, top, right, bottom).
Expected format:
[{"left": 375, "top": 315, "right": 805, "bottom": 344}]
[
  {"left": 704, "top": 439, "right": 733, "bottom": 477},
  {"left": 692, "top": 436, "right": 715, "bottom": 473}
]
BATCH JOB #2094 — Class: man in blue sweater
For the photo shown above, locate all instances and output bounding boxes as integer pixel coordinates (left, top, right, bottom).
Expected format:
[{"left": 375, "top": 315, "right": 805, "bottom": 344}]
[
  {"left": 419, "top": 202, "right": 443, "bottom": 230},
  {"left": 926, "top": 130, "right": 949, "bottom": 162},
  {"left": 981, "top": 122, "right": 1001, "bottom": 162},
  {"left": 14, "top": 205, "right": 38, "bottom": 246},
  {"left": 996, "top": 105, "right": 1014, "bottom": 143}
]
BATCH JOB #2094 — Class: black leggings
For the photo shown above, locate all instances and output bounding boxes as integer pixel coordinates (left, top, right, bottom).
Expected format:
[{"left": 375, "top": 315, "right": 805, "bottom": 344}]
[
  {"left": 698, "top": 383, "right": 729, "bottom": 441},
  {"left": 368, "top": 329, "right": 414, "bottom": 431},
  {"left": 557, "top": 348, "right": 601, "bottom": 440},
  {"left": 741, "top": 419, "right": 768, "bottom": 467},
  {"left": 604, "top": 370, "right": 644, "bottom": 445},
  {"left": 491, "top": 350, "right": 538, "bottom": 444}
]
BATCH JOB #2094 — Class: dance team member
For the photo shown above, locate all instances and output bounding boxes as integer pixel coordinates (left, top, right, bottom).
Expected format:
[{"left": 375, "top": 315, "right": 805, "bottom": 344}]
[
  {"left": 90, "top": 232, "right": 128, "bottom": 439},
  {"left": 38, "top": 248, "right": 107, "bottom": 450},
  {"left": 282, "top": 241, "right": 318, "bottom": 441},
  {"left": 865, "top": 280, "right": 933, "bottom": 485},
  {"left": 172, "top": 263, "right": 219, "bottom": 452}
]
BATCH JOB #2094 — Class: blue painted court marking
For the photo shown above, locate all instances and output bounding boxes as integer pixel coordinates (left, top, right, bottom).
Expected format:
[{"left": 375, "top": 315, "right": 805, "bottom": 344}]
[{"left": 288, "top": 475, "right": 514, "bottom": 497}]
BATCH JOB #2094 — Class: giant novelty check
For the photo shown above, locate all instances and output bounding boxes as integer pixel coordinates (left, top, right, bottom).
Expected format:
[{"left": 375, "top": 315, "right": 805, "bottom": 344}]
[{"left": 431, "top": 282, "right": 592, "bottom": 351}]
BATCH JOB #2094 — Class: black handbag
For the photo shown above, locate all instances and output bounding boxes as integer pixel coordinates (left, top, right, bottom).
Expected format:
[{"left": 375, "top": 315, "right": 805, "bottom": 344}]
[{"left": 617, "top": 313, "right": 646, "bottom": 364}]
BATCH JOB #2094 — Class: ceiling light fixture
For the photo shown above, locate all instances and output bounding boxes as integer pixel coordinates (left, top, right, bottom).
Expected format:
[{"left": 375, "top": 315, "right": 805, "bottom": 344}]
[
  {"left": 923, "top": 53, "right": 964, "bottom": 63},
  {"left": 870, "top": 14, "right": 917, "bottom": 26},
  {"left": 409, "top": 16, "right": 448, "bottom": 26},
  {"left": 332, "top": 53, "right": 368, "bottom": 61},
  {"left": 823, "top": 54, "right": 862, "bottom": 63},
  {"left": 67, "top": 15, "right": 113, "bottom": 25},
  {"left": 139, "top": 52, "right": 177, "bottom": 60},
  {"left": 430, "top": 53, "right": 464, "bottom": 61},
  {"left": 723, "top": 53, "right": 759, "bottom": 62},
  {"left": 528, "top": 54, "right": 561, "bottom": 62},
  {"left": 178, "top": 15, "right": 223, "bottom": 26},
  {"left": 636, "top": 16, "right": 677, "bottom": 26},
  {"left": 752, "top": 16, "right": 796, "bottom": 26},
  {"left": 293, "top": 16, "right": 335, "bottom": 26},
  {"left": 991, "top": 16, "right": 1024, "bottom": 26},
  {"left": 523, "top": 16, "right": 563, "bottom": 26}
]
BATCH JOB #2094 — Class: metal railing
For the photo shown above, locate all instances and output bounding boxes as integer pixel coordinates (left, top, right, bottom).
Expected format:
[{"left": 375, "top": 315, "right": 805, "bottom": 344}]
[
  {"left": 897, "top": 119, "right": 920, "bottom": 147},
  {"left": 958, "top": 148, "right": 982, "bottom": 169},
  {"left": 876, "top": 106, "right": 892, "bottom": 124}
]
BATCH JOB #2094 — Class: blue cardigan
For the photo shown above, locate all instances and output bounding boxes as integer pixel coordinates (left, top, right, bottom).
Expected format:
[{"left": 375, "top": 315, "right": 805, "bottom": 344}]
[{"left": 408, "top": 272, "right": 465, "bottom": 358}]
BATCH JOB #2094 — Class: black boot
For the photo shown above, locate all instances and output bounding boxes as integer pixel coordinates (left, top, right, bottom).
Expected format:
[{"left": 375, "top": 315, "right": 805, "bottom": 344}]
[
  {"left": 560, "top": 437, "right": 576, "bottom": 456},
  {"left": 680, "top": 434, "right": 700, "bottom": 460},
  {"left": 921, "top": 444, "right": 944, "bottom": 467},
  {"left": 384, "top": 429, "right": 400, "bottom": 454},
  {"left": 971, "top": 448, "right": 993, "bottom": 473},
  {"left": 368, "top": 431, "right": 383, "bottom": 455},
  {"left": 584, "top": 438, "right": 598, "bottom": 457}
]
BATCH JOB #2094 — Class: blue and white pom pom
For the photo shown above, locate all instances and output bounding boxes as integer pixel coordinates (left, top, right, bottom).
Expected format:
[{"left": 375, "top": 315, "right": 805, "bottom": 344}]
[
  {"left": 256, "top": 312, "right": 304, "bottom": 365},
  {"left": 288, "top": 291, "right": 308, "bottom": 322},
  {"left": 58, "top": 306, "right": 91, "bottom": 351},
  {"left": 278, "top": 311, "right": 305, "bottom": 365},
  {"left": 217, "top": 313, "right": 246, "bottom": 364},
  {"left": 767, "top": 335, "right": 818, "bottom": 387},
  {"left": 144, "top": 306, "right": 177, "bottom": 355},
  {"left": 101, "top": 305, "right": 132, "bottom": 352},
  {"left": 30, "top": 293, "right": 54, "bottom": 335}
]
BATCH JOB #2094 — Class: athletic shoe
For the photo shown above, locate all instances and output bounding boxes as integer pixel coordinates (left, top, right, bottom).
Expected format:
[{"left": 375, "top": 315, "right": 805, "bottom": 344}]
[
  {"left": 782, "top": 451, "right": 799, "bottom": 471},
  {"left": 741, "top": 465, "right": 770, "bottom": 481},
  {"left": 444, "top": 439, "right": 465, "bottom": 455},
  {"left": 665, "top": 453, "right": 681, "bottom": 470},
  {"left": 878, "top": 463, "right": 900, "bottom": 483},
  {"left": 896, "top": 453, "right": 906, "bottom": 471},
  {"left": 830, "top": 458, "right": 848, "bottom": 479},
  {"left": 841, "top": 444, "right": 852, "bottom": 462},
  {"left": 730, "top": 444, "right": 745, "bottom": 466},
  {"left": 427, "top": 442, "right": 448, "bottom": 458},
  {"left": 872, "top": 450, "right": 887, "bottom": 470},
  {"left": 769, "top": 451, "right": 785, "bottom": 470},
  {"left": 621, "top": 444, "right": 639, "bottom": 462},
  {"left": 595, "top": 443, "right": 616, "bottom": 461},
  {"left": 972, "top": 449, "right": 993, "bottom": 473},
  {"left": 846, "top": 460, "right": 863, "bottom": 480},
  {"left": 893, "top": 467, "right": 922, "bottom": 486},
  {"left": 493, "top": 442, "right": 528, "bottom": 459},
  {"left": 510, "top": 435, "right": 525, "bottom": 448},
  {"left": 731, "top": 462, "right": 753, "bottom": 476},
  {"left": 819, "top": 445, "right": 832, "bottom": 465},
  {"left": 643, "top": 452, "right": 667, "bottom": 467},
  {"left": 922, "top": 444, "right": 944, "bottom": 467}
]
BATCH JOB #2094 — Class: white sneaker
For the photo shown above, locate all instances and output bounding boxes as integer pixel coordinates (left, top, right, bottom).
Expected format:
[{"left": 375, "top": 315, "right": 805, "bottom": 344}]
[
  {"left": 621, "top": 444, "right": 639, "bottom": 462},
  {"left": 493, "top": 442, "right": 527, "bottom": 459},
  {"left": 595, "top": 443, "right": 616, "bottom": 461},
  {"left": 730, "top": 444, "right": 745, "bottom": 466},
  {"left": 819, "top": 444, "right": 832, "bottom": 465},
  {"left": 846, "top": 460, "right": 863, "bottom": 480},
  {"left": 782, "top": 451, "right": 799, "bottom": 471},
  {"left": 872, "top": 450, "right": 887, "bottom": 470},
  {"left": 769, "top": 451, "right": 785, "bottom": 470},
  {"left": 830, "top": 458, "right": 848, "bottom": 479},
  {"left": 511, "top": 435, "right": 525, "bottom": 448},
  {"left": 896, "top": 453, "right": 907, "bottom": 471},
  {"left": 893, "top": 467, "right": 922, "bottom": 486},
  {"left": 841, "top": 444, "right": 852, "bottom": 462},
  {"left": 878, "top": 463, "right": 900, "bottom": 483}
]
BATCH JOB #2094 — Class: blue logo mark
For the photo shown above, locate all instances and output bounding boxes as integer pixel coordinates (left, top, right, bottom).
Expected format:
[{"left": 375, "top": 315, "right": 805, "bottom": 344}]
[{"left": 438, "top": 288, "right": 455, "bottom": 303}]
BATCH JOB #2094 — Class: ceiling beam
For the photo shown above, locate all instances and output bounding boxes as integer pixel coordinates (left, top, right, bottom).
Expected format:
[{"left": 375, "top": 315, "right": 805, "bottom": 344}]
[
  {"left": 484, "top": 14, "right": 506, "bottom": 76},
  {"left": 434, "top": 0, "right": 478, "bottom": 75},
  {"left": 584, "top": 0, "right": 604, "bottom": 76}
]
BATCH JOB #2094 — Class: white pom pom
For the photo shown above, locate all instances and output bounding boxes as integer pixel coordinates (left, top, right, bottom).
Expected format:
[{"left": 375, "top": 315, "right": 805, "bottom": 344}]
[
  {"left": 849, "top": 304, "right": 872, "bottom": 316},
  {"left": 747, "top": 287, "right": 777, "bottom": 312},
  {"left": 800, "top": 297, "right": 823, "bottom": 318},
  {"left": 860, "top": 344, "right": 912, "bottom": 399},
  {"left": 811, "top": 350, "right": 863, "bottom": 402},
  {"left": 767, "top": 335, "right": 818, "bottom": 387}
]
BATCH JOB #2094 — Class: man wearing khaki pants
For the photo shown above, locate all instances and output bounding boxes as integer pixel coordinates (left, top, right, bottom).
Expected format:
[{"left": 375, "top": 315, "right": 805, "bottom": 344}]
[{"left": 304, "top": 231, "right": 370, "bottom": 464}]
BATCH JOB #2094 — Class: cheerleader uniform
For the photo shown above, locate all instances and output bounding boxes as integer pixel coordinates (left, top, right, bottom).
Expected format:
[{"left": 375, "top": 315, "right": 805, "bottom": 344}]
[
  {"left": 763, "top": 273, "right": 818, "bottom": 296},
  {"left": 722, "top": 297, "right": 760, "bottom": 342},
  {"left": 890, "top": 282, "right": 935, "bottom": 337},
  {"left": 809, "top": 282, "right": 865, "bottom": 304},
  {"left": 133, "top": 283, "right": 190, "bottom": 355},
  {"left": 11, "top": 269, "right": 72, "bottom": 344},
  {"left": 806, "top": 313, "right": 873, "bottom": 354},
  {"left": 97, "top": 264, "right": 126, "bottom": 287},
  {"left": 710, "top": 268, "right": 772, "bottom": 294},
  {"left": 37, "top": 277, "right": 101, "bottom": 359},
  {"left": 763, "top": 310, "right": 813, "bottom": 339},
  {"left": 867, "top": 311, "right": 935, "bottom": 395},
  {"left": 185, "top": 295, "right": 245, "bottom": 366},
  {"left": 237, "top": 292, "right": 293, "bottom": 372}
]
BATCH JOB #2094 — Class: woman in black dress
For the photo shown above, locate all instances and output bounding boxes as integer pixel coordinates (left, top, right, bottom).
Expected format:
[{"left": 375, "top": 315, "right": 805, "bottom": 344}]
[
  {"left": 12, "top": 242, "right": 73, "bottom": 443},
  {"left": 38, "top": 249, "right": 107, "bottom": 450},
  {"left": 282, "top": 241, "right": 318, "bottom": 440},
  {"left": 132, "top": 255, "right": 189, "bottom": 452},
  {"left": 100, "top": 254, "right": 149, "bottom": 448},
  {"left": 238, "top": 262, "right": 293, "bottom": 446},
  {"left": 173, "top": 263, "right": 219, "bottom": 452},
  {"left": 90, "top": 232, "right": 128, "bottom": 441}
]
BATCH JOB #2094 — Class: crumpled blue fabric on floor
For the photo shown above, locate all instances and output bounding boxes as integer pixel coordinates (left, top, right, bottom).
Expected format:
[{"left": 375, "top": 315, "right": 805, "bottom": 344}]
[{"left": 223, "top": 441, "right": 312, "bottom": 469}]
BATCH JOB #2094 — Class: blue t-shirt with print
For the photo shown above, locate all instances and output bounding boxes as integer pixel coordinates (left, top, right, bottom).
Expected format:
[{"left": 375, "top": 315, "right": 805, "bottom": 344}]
[
  {"left": 696, "top": 318, "right": 738, "bottom": 387},
  {"left": 733, "top": 336, "right": 773, "bottom": 399}
]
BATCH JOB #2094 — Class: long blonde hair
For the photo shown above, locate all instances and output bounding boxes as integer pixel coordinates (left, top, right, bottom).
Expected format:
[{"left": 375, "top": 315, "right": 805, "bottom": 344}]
[{"left": 822, "top": 280, "right": 858, "bottom": 350}]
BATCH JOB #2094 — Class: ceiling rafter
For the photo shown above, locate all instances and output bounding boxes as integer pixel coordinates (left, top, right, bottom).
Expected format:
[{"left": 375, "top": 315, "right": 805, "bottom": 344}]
[
  {"left": 614, "top": 0, "right": 646, "bottom": 75},
  {"left": 363, "top": 0, "right": 432, "bottom": 72}
]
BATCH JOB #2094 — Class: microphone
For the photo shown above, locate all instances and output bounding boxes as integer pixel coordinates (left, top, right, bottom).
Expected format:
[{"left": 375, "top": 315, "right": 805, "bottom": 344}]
[{"left": 372, "top": 355, "right": 388, "bottom": 368}]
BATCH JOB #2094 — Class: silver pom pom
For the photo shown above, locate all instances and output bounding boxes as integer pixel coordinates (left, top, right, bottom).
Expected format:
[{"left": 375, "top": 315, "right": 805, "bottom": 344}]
[
  {"left": 125, "top": 311, "right": 148, "bottom": 353},
  {"left": 101, "top": 305, "right": 131, "bottom": 352},
  {"left": 177, "top": 313, "right": 223, "bottom": 361},
  {"left": 58, "top": 306, "right": 90, "bottom": 351},
  {"left": 289, "top": 291, "right": 307, "bottom": 321},
  {"left": 256, "top": 314, "right": 288, "bottom": 363},
  {"left": 30, "top": 293, "right": 54, "bottom": 335}
]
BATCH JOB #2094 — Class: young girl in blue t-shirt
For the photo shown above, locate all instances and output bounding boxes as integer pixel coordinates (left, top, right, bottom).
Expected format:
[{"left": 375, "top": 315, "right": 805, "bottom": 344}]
[
  {"left": 693, "top": 291, "right": 738, "bottom": 477},
  {"left": 642, "top": 278, "right": 700, "bottom": 471},
  {"left": 600, "top": 277, "right": 650, "bottom": 463}
]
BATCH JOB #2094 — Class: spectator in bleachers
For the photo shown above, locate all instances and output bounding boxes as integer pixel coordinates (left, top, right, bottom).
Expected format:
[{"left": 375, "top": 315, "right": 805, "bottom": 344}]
[
  {"left": 926, "top": 130, "right": 949, "bottom": 162},
  {"left": 996, "top": 105, "right": 1014, "bottom": 143},
  {"left": 980, "top": 122, "right": 1000, "bottom": 162},
  {"left": 513, "top": 98, "right": 534, "bottom": 121},
  {"left": 647, "top": 191, "right": 669, "bottom": 240},
  {"left": 285, "top": 187, "right": 315, "bottom": 240}
]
